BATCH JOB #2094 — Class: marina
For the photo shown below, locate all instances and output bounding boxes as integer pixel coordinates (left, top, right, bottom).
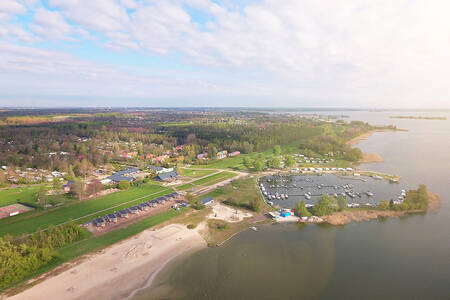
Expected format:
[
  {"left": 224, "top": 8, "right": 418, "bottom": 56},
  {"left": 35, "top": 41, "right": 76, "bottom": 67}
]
[{"left": 260, "top": 173, "right": 408, "bottom": 208}]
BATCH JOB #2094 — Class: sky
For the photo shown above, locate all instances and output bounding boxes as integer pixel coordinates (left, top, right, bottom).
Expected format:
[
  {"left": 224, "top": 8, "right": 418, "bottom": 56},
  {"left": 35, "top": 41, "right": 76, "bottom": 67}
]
[{"left": 0, "top": 0, "right": 449, "bottom": 108}]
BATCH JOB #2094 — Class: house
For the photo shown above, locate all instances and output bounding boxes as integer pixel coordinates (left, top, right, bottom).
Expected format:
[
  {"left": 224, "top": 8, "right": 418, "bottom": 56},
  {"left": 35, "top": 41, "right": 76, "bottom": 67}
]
[
  {"left": 154, "top": 171, "right": 179, "bottom": 181},
  {"left": 107, "top": 167, "right": 139, "bottom": 183},
  {"left": 217, "top": 151, "right": 228, "bottom": 160},
  {"left": 147, "top": 165, "right": 174, "bottom": 174},
  {"left": 197, "top": 153, "right": 208, "bottom": 160},
  {"left": 201, "top": 197, "right": 214, "bottom": 206},
  {"left": 228, "top": 151, "right": 240, "bottom": 157},
  {"left": 100, "top": 178, "right": 112, "bottom": 185}
]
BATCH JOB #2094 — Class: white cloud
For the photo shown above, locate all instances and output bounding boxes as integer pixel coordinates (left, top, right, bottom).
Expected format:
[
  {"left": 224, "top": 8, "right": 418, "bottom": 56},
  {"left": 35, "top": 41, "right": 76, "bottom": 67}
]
[
  {"left": 1, "top": 0, "right": 450, "bottom": 107},
  {"left": 30, "top": 8, "right": 73, "bottom": 39},
  {"left": 0, "top": 0, "right": 27, "bottom": 14}
]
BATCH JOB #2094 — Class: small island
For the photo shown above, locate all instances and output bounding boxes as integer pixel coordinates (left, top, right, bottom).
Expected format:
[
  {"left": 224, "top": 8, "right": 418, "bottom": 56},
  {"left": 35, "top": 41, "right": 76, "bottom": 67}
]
[{"left": 389, "top": 116, "right": 447, "bottom": 120}]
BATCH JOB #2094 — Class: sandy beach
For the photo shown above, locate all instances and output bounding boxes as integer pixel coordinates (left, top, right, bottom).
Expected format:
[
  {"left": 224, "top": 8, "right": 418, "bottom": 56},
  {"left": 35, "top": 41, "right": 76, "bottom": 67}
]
[{"left": 5, "top": 224, "right": 206, "bottom": 300}]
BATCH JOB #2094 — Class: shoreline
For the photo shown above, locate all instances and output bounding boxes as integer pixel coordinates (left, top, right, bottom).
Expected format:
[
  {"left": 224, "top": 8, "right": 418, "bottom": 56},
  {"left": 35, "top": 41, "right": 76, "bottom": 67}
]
[
  {"left": 321, "top": 191, "right": 442, "bottom": 225},
  {"left": 347, "top": 129, "right": 395, "bottom": 164},
  {"left": 4, "top": 224, "right": 206, "bottom": 300}
]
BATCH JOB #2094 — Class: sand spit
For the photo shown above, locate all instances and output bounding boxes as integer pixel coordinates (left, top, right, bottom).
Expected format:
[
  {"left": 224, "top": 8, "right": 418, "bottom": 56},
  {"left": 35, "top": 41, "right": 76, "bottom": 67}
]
[
  {"left": 359, "top": 153, "right": 384, "bottom": 163},
  {"left": 322, "top": 191, "right": 442, "bottom": 225},
  {"left": 346, "top": 130, "right": 391, "bottom": 164},
  {"left": 5, "top": 224, "right": 206, "bottom": 300}
]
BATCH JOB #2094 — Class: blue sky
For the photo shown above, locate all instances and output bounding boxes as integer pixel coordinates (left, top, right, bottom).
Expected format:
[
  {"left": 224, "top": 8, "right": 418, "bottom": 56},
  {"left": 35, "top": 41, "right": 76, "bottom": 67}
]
[{"left": 0, "top": 0, "right": 449, "bottom": 108}]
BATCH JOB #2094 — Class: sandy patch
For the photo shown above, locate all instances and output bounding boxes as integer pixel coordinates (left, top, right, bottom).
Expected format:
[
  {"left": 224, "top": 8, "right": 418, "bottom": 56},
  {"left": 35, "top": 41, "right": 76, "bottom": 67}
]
[
  {"left": 5, "top": 224, "right": 206, "bottom": 300},
  {"left": 359, "top": 153, "right": 384, "bottom": 163},
  {"left": 207, "top": 202, "right": 252, "bottom": 223},
  {"left": 428, "top": 191, "right": 442, "bottom": 212}
]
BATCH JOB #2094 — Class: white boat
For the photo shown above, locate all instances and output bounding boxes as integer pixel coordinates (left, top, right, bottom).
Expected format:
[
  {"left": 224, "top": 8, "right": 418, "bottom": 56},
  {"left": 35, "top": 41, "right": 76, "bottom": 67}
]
[
  {"left": 250, "top": 226, "right": 258, "bottom": 231},
  {"left": 366, "top": 191, "right": 374, "bottom": 197}
]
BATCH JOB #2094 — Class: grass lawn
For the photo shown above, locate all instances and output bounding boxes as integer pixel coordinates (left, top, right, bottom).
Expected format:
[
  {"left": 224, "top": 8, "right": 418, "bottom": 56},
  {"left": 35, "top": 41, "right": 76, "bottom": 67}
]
[
  {"left": 176, "top": 183, "right": 195, "bottom": 191},
  {"left": 177, "top": 172, "right": 237, "bottom": 191},
  {"left": 0, "top": 184, "right": 172, "bottom": 237},
  {"left": 0, "top": 186, "right": 41, "bottom": 207},
  {"left": 178, "top": 168, "right": 216, "bottom": 178},
  {"left": 188, "top": 155, "right": 249, "bottom": 170},
  {"left": 4, "top": 208, "right": 187, "bottom": 293}
]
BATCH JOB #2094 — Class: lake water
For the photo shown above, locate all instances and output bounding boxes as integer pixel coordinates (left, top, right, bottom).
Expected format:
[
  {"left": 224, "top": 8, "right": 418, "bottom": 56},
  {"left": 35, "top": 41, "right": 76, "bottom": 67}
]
[{"left": 133, "top": 110, "right": 450, "bottom": 300}]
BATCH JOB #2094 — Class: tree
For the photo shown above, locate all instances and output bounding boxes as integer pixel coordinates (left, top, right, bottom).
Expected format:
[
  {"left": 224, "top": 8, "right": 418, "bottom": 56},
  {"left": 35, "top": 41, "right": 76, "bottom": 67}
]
[
  {"left": 268, "top": 157, "right": 280, "bottom": 169},
  {"left": 36, "top": 186, "right": 48, "bottom": 206},
  {"left": 52, "top": 178, "right": 63, "bottom": 192},
  {"left": 185, "top": 192, "right": 194, "bottom": 204},
  {"left": 254, "top": 159, "right": 265, "bottom": 171},
  {"left": 294, "top": 200, "right": 312, "bottom": 217},
  {"left": 71, "top": 181, "right": 85, "bottom": 200},
  {"left": 337, "top": 195, "right": 347, "bottom": 211},
  {"left": 118, "top": 180, "right": 130, "bottom": 190},
  {"left": 0, "top": 171, "right": 6, "bottom": 187},
  {"left": 208, "top": 144, "right": 218, "bottom": 160},
  {"left": 67, "top": 164, "right": 75, "bottom": 180},
  {"left": 243, "top": 157, "right": 252, "bottom": 169},
  {"left": 284, "top": 155, "right": 294, "bottom": 167},
  {"left": 378, "top": 199, "right": 389, "bottom": 210},
  {"left": 273, "top": 145, "right": 281, "bottom": 156},
  {"left": 311, "top": 195, "right": 336, "bottom": 216},
  {"left": 86, "top": 179, "right": 103, "bottom": 195},
  {"left": 250, "top": 197, "right": 260, "bottom": 212}
]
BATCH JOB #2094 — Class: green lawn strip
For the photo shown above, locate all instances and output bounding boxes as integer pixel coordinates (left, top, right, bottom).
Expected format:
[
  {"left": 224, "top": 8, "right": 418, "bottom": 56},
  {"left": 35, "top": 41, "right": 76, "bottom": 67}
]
[
  {"left": 0, "top": 184, "right": 172, "bottom": 237},
  {"left": 176, "top": 172, "right": 236, "bottom": 191},
  {"left": 3, "top": 209, "right": 186, "bottom": 293},
  {"left": 190, "top": 172, "right": 236, "bottom": 186},
  {"left": 0, "top": 186, "right": 41, "bottom": 206},
  {"left": 178, "top": 168, "right": 216, "bottom": 178},
  {"left": 176, "top": 183, "right": 196, "bottom": 191}
]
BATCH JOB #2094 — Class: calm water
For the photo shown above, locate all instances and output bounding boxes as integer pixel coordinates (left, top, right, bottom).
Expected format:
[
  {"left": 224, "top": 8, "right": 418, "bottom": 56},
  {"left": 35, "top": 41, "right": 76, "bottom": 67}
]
[
  {"left": 133, "top": 110, "right": 450, "bottom": 300},
  {"left": 261, "top": 174, "right": 408, "bottom": 207}
]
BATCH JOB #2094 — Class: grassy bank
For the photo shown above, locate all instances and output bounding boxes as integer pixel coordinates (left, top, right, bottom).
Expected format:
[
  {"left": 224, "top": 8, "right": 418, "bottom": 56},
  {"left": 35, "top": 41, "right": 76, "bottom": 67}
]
[{"left": 0, "top": 184, "right": 171, "bottom": 237}]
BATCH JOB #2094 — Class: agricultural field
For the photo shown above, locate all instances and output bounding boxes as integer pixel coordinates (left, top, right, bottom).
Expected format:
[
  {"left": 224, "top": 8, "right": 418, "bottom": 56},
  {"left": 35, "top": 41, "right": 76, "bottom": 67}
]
[
  {"left": 0, "top": 184, "right": 171, "bottom": 237},
  {"left": 178, "top": 168, "right": 216, "bottom": 178},
  {"left": 177, "top": 172, "right": 237, "bottom": 191}
]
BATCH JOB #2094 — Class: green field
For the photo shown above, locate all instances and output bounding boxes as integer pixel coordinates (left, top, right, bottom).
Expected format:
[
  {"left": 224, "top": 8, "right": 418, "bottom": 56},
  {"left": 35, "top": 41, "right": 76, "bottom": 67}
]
[
  {"left": 0, "top": 186, "right": 41, "bottom": 206},
  {"left": 178, "top": 168, "right": 216, "bottom": 178},
  {"left": 177, "top": 172, "right": 237, "bottom": 190},
  {"left": 0, "top": 184, "right": 171, "bottom": 237},
  {"left": 188, "top": 155, "right": 249, "bottom": 169}
]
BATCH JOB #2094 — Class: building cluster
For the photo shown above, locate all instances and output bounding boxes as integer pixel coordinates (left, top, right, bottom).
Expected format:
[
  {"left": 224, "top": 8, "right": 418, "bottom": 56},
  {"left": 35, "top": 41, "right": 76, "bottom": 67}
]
[
  {"left": 91, "top": 192, "right": 181, "bottom": 228},
  {"left": 1, "top": 166, "right": 67, "bottom": 184}
]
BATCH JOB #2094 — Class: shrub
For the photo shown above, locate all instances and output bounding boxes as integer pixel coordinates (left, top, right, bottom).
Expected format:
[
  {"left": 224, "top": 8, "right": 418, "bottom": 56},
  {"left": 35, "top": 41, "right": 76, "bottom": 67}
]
[{"left": 118, "top": 180, "right": 131, "bottom": 190}]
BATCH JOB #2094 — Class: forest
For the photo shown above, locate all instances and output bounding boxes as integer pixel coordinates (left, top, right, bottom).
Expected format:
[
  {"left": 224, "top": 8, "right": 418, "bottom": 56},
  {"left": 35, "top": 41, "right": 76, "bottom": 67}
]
[{"left": 0, "top": 222, "right": 87, "bottom": 289}]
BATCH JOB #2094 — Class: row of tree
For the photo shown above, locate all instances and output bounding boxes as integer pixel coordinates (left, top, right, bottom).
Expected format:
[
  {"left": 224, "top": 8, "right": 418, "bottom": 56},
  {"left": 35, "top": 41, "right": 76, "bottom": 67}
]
[{"left": 0, "top": 223, "right": 86, "bottom": 289}]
